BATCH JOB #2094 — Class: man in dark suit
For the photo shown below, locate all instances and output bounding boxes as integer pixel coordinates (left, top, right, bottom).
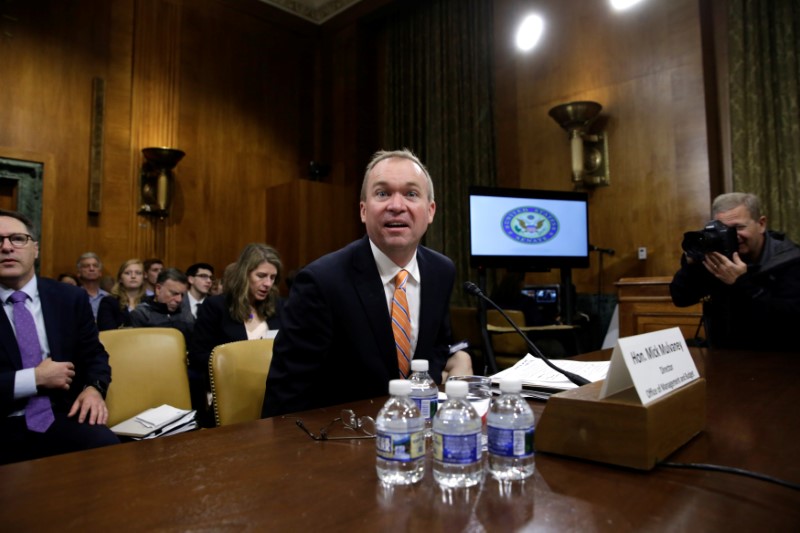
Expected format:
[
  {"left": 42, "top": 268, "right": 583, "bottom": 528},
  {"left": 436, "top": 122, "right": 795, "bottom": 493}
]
[
  {"left": 0, "top": 209, "right": 119, "bottom": 464},
  {"left": 262, "top": 149, "right": 472, "bottom": 418}
]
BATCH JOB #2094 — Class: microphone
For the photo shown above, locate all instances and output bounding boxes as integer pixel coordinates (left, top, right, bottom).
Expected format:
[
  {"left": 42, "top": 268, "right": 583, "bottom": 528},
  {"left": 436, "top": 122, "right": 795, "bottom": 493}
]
[
  {"left": 463, "top": 281, "right": 590, "bottom": 387},
  {"left": 589, "top": 244, "right": 615, "bottom": 255}
]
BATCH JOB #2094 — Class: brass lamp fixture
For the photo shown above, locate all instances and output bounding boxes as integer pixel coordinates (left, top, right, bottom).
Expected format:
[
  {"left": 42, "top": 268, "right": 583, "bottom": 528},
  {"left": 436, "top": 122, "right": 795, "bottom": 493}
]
[
  {"left": 548, "top": 101, "right": 609, "bottom": 188},
  {"left": 139, "top": 147, "right": 185, "bottom": 218}
]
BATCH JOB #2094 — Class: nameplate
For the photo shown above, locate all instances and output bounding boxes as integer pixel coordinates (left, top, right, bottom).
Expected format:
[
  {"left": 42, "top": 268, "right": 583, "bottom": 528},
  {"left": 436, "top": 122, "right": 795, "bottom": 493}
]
[{"left": 599, "top": 327, "right": 699, "bottom": 405}]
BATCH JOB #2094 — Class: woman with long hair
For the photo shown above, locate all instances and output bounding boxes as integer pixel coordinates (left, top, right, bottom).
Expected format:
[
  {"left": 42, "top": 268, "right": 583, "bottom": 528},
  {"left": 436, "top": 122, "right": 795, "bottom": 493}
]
[
  {"left": 96, "top": 259, "right": 146, "bottom": 330},
  {"left": 188, "top": 243, "right": 283, "bottom": 425}
]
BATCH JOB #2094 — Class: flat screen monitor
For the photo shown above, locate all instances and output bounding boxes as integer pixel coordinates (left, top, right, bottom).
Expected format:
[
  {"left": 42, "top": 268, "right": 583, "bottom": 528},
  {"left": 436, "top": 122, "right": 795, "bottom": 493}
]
[{"left": 469, "top": 186, "right": 590, "bottom": 270}]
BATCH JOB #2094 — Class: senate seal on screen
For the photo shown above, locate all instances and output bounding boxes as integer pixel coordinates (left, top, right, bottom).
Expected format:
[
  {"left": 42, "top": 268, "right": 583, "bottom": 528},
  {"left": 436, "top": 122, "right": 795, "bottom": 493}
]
[{"left": 502, "top": 207, "right": 559, "bottom": 244}]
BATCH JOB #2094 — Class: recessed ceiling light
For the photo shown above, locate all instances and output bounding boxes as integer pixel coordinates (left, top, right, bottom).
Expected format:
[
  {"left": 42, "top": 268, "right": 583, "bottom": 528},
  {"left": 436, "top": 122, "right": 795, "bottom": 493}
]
[
  {"left": 610, "top": 0, "right": 646, "bottom": 10},
  {"left": 516, "top": 14, "right": 544, "bottom": 52}
]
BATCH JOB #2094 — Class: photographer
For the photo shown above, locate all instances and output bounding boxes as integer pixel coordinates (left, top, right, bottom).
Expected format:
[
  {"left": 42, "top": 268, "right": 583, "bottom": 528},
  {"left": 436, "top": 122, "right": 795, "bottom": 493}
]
[{"left": 670, "top": 193, "right": 800, "bottom": 352}]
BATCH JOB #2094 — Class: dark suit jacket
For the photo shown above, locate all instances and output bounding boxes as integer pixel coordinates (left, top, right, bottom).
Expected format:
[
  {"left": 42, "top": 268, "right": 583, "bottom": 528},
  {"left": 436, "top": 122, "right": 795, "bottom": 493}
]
[
  {"left": 262, "top": 236, "right": 455, "bottom": 418},
  {"left": 0, "top": 277, "right": 112, "bottom": 417},
  {"left": 188, "top": 293, "right": 284, "bottom": 375},
  {"left": 96, "top": 295, "right": 133, "bottom": 331}
]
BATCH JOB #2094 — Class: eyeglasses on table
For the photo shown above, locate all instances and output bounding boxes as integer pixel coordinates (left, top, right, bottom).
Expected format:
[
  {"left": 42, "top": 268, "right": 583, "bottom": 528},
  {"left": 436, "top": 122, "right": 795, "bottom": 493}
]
[{"left": 296, "top": 409, "right": 376, "bottom": 440}]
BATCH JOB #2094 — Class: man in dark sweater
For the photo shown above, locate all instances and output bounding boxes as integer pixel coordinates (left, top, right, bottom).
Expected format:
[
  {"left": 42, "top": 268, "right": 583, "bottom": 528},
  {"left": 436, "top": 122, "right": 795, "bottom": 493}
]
[
  {"left": 670, "top": 193, "right": 800, "bottom": 352},
  {"left": 130, "top": 268, "right": 194, "bottom": 341}
]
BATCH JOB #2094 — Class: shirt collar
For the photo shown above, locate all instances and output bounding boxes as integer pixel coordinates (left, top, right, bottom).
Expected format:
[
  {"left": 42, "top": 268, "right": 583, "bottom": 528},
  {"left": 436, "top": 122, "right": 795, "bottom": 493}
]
[
  {"left": 368, "top": 239, "right": 420, "bottom": 286},
  {"left": 0, "top": 275, "right": 38, "bottom": 304}
]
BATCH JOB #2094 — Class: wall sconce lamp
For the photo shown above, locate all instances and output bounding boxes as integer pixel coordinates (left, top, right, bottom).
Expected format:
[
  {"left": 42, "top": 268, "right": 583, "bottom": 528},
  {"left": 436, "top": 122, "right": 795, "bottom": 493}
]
[
  {"left": 548, "top": 101, "right": 609, "bottom": 188},
  {"left": 139, "top": 147, "right": 185, "bottom": 218}
]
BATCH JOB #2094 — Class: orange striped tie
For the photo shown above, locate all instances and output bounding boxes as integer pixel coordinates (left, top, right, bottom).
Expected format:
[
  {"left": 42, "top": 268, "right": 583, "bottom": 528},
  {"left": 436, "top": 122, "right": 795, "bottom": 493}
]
[{"left": 392, "top": 269, "right": 412, "bottom": 378}]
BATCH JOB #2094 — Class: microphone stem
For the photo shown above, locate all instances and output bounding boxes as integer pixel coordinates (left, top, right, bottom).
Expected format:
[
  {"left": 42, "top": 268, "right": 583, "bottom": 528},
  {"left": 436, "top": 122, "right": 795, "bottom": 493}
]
[{"left": 480, "top": 295, "right": 590, "bottom": 387}]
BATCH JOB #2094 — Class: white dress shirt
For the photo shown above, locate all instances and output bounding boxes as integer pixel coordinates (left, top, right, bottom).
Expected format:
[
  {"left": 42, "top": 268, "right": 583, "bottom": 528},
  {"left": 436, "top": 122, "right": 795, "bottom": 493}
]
[
  {"left": 1, "top": 276, "right": 52, "bottom": 405},
  {"left": 369, "top": 239, "right": 421, "bottom": 357}
]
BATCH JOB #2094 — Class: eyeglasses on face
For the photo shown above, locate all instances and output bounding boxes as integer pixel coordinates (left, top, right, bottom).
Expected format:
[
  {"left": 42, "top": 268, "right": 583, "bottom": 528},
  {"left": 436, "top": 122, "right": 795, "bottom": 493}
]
[
  {"left": 296, "top": 409, "right": 376, "bottom": 441},
  {"left": 0, "top": 234, "right": 34, "bottom": 248},
  {"left": 193, "top": 274, "right": 214, "bottom": 280}
]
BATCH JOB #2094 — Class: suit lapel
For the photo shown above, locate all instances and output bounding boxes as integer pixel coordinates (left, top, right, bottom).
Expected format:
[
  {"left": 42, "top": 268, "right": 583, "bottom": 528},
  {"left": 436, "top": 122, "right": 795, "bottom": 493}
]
[
  {"left": 351, "top": 238, "right": 396, "bottom": 370},
  {"left": 416, "top": 248, "right": 436, "bottom": 354},
  {"left": 37, "top": 278, "right": 63, "bottom": 361},
  {"left": 223, "top": 311, "right": 247, "bottom": 342},
  {"left": 0, "top": 300, "right": 22, "bottom": 368}
]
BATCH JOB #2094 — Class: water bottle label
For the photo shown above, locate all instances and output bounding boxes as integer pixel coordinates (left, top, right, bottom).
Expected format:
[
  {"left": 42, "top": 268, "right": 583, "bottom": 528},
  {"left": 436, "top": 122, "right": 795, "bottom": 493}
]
[
  {"left": 411, "top": 397, "right": 438, "bottom": 420},
  {"left": 376, "top": 430, "right": 426, "bottom": 462},
  {"left": 433, "top": 431, "right": 482, "bottom": 464},
  {"left": 487, "top": 426, "right": 534, "bottom": 458}
]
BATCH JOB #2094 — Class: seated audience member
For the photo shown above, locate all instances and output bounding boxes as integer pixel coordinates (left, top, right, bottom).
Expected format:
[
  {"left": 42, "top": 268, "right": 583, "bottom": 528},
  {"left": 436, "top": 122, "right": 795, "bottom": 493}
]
[
  {"left": 129, "top": 268, "right": 193, "bottom": 340},
  {"left": 262, "top": 149, "right": 472, "bottom": 419},
  {"left": 142, "top": 258, "right": 164, "bottom": 297},
  {"left": 188, "top": 244, "right": 283, "bottom": 424},
  {"left": 99, "top": 275, "right": 115, "bottom": 294},
  {"left": 96, "top": 259, "right": 146, "bottom": 331},
  {"left": 57, "top": 273, "right": 79, "bottom": 286},
  {"left": 76, "top": 252, "right": 109, "bottom": 320},
  {"left": 184, "top": 262, "right": 215, "bottom": 319},
  {"left": 209, "top": 277, "right": 223, "bottom": 296},
  {"left": 670, "top": 192, "right": 800, "bottom": 352},
  {"left": 1, "top": 209, "right": 119, "bottom": 464}
]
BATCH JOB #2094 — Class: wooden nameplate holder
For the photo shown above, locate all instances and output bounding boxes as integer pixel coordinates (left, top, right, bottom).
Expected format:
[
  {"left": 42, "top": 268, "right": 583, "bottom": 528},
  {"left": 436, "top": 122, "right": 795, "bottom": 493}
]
[{"left": 534, "top": 378, "right": 706, "bottom": 470}]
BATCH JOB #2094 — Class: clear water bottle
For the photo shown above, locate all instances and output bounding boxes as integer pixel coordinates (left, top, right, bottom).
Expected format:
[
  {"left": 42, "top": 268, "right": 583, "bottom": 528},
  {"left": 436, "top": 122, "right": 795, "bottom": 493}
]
[
  {"left": 408, "top": 359, "right": 438, "bottom": 438},
  {"left": 487, "top": 378, "right": 535, "bottom": 480},
  {"left": 432, "top": 380, "right": 484, "bottom": 488},
  {"left": 375, "top": 379, "right": 426, "bottom": 485}
]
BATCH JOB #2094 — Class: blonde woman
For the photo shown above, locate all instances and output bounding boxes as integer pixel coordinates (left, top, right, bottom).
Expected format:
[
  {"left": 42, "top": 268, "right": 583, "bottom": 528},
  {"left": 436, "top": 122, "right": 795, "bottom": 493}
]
[{"left": 96, "top": 259, "right": 146, "bottom": 330}]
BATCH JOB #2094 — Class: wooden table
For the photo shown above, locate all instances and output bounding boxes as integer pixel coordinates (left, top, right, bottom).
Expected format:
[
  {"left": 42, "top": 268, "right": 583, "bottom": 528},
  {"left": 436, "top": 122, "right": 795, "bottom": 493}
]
[{"left": 1, "top": 348, "right": 799, "bottom": 531}]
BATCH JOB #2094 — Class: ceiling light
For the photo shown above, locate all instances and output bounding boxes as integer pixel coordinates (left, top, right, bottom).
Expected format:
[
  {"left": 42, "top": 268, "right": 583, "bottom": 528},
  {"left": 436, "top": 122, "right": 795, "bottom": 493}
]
[
  {"left": 610, "top": 0, "right": 646, "bottom": 10},
  {"left": 515, "top": 14, "right": 544, "bottom": 52}
]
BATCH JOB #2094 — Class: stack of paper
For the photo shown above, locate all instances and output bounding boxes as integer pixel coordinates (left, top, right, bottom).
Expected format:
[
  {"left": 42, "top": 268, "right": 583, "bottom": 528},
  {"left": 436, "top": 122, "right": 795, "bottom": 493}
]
[
  {"left": 110, "top": 404, "right": 197, "bottom": 439},
  {"left": 491, "top": 354, "right": 610, "bottom": 398}
]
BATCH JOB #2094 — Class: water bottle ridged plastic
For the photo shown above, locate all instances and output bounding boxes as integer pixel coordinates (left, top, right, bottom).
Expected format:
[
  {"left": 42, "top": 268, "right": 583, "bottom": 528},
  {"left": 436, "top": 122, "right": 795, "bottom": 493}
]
[
  {"left": 408, "top": 359, "right": 438, "bottom": 438},
  {"left": 433, "top": 380, "right": 484, "bottom": 488},
  {"left": 487, "top": 378, "right": 535, "bottom": 480},
  {"left": 375, "top": 380, "right": 426, "bottom": 485}
]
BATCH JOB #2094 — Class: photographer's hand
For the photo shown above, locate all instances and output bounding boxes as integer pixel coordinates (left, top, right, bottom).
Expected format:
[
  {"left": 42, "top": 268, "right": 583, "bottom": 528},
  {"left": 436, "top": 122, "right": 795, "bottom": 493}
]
[{"left": 703, "top": 252, "right": 746, "bottom": 285}]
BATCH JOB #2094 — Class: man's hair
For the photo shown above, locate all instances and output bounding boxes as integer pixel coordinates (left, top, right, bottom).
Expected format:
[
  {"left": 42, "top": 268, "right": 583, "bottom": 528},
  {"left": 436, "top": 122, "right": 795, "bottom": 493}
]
[
  {"left": 0, "top": 209, "right": 36, "bottom": 237},
  {"left": 186, "top": 262, "right": 215, "bottom": 277},
  {"left": 143, "top": 258, "right": 164, "bottom": 271},
  {"left": 156, "top": 267, "right": 188, "bottom": 286},
  {"left": 360, "top": 148, "right": 435, "bottom": 202},
  {"left": 226, "top": 243, "right": 282, "bottom": 322},
  {"left": 76, "top": 252, "right": 103, "bottom": 271},
  {"left": 712, "top": 193, "right": 762, "bottom": 220}
]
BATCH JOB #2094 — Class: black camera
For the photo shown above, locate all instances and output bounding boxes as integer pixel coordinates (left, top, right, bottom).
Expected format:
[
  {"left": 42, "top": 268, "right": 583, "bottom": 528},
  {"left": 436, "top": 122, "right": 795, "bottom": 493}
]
[{"left": 681, "top": 220, "right": 738, "bottom": 262}]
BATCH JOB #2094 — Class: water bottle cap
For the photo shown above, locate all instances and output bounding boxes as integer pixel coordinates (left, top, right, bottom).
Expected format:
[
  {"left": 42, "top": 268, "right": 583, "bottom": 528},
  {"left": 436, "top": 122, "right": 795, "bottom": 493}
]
[
  {"left": 410, "top": 359, "right": 429, "bottom": 372},
  {"left": 445, "top": 380, "right": 468, "bottom": 398},
  {"left": 389, "top": 379, "right": 412, "bottom": 396},
  {"left": 500, "top": 378, "right": 522, "bottom": 393}
]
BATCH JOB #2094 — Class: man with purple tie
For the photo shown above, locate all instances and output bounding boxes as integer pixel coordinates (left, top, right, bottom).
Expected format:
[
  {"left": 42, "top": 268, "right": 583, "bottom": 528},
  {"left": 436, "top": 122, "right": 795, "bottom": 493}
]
[{"left": 0, "top": 209, "right": 119, "bottom": 464}]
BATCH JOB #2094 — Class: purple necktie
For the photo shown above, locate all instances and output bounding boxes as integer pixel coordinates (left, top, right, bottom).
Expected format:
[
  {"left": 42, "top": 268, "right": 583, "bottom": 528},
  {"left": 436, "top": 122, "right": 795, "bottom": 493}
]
[{"left": 9, "top": 291, "right": 55, "bottom": 433}]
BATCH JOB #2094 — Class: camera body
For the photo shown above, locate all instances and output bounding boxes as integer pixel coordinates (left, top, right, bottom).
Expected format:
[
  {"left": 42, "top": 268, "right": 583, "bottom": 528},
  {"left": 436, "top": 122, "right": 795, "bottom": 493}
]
[{"left": 682, "top": 220, "right": 738, "bottom": 262}]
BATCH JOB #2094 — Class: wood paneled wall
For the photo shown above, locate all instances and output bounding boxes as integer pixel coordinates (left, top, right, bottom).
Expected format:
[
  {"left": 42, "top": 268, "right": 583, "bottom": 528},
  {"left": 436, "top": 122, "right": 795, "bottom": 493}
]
[
  {"left": 0, "top": 0, "right": 719, "bottom": 298},
  {"left": 493, "top": 0, "right": 714, "bottom": 293},
  {"left": 0, "top": 0, "right": 324, "bottom": 285}
]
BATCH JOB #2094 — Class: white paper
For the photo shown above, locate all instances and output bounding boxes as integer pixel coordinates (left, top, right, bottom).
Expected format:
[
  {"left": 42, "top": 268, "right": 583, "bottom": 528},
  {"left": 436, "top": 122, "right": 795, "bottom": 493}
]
[
  {"left": 139, "top": 411, "right": 197, "bottom": 439},
  {"left": 490, "top": 354, "right": 610, "bottom": 391},
  {"left": 599, "top": 327, "right": 700, "bottom": 405},
  {"left": 135, "top": 404, "right": 189, "bottom": 427}
]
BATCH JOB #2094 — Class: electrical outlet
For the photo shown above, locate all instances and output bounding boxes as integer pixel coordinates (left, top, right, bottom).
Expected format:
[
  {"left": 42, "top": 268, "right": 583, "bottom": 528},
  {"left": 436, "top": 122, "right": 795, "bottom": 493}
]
[{"left": 638, "top": 247, "right": 647, "bottom": 260}]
